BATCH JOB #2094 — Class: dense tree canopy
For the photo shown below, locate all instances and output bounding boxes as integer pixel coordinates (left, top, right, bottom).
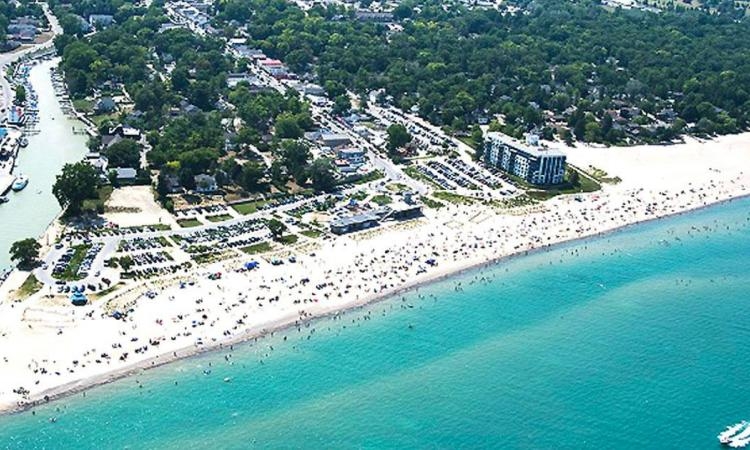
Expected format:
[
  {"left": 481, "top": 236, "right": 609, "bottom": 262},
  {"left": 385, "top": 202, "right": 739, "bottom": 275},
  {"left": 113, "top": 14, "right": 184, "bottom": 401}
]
[
  {"left": 103, "top": 139, "right": 141, "bottom": 168},
  {"left": 230, "top": 0, "right": 750, "bottom": 143},
  {"left": 9, "top": 238, "right": 41, "bottom": 269},
  {"left": 53, "top": 162, "right": 100, "bottom": 215}
]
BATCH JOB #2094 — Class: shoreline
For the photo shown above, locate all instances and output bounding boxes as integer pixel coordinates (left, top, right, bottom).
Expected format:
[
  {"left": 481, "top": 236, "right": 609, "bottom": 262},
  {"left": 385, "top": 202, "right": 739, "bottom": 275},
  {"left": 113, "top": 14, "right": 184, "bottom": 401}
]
[{"left": 5, "top": 189, "right": 749, "bottom": 416}]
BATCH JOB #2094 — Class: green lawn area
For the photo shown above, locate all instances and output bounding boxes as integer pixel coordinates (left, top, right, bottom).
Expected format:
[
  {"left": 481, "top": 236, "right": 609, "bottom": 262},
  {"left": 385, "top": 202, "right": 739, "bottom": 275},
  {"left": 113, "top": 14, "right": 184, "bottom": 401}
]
[
  {"left": 13, "top": 274, "right": 42, "bottom": 300},
  {"left": 421, "top": 196, "right": 445, "bottom": 209},
  {"left": 53, "top": 244, "right": 91, "bottom": 281},
  {"left": 156, "top": 236, "right": 172, "bottom": 247},
  {"left": 585, "top": 166, "right": 622, "bottom": 184},
  {"left": 433, "top": 191, "right": 476, "bottom": 205},
  {"left": 301, "top": 229, "right": 324, "bottom": 239},
  {"left": 146, "top": 223, "right": 173, "bottom": 231},
  {"left": 386, "top": 183, "right": 410, "bottom": 193},
  {"left": 177, "top": 218, "right": 202, "bottom": 228},
  {"left": 90, "top": 112, "right": 118, "bottom": 127},
  {"left": 82, "top": 185, "right": 114, "bottom": 214},
  {"left": 72, "top": 99, "right": 94, "bottom": 113},
  {"left": 241, "top": 242, "right": 272, "bottom": 254},
  {"left": 490, "top": 194, "right": 537, "bottom": 209},
  {"left": 526, "top": 170, "right": 602, "bottom": 201},
  {"left": 370, "top": 194, "right": 393, "bottom": 206},
  {"left": 231, "top": 199, "right": 269, "bottom": 215},
  {"left": 278, "top": 234, "right": 299, "bottom": 245},
  {"left": 206, "top": 214, "right": 233, "bottom": 223}
]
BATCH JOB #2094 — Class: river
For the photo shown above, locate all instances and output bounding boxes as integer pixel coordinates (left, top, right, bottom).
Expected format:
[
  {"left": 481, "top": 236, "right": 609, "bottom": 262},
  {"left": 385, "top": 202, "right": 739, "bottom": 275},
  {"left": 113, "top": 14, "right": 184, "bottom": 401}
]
[{"left": 0, "top": 58, "right": 88, "bottom": 270}]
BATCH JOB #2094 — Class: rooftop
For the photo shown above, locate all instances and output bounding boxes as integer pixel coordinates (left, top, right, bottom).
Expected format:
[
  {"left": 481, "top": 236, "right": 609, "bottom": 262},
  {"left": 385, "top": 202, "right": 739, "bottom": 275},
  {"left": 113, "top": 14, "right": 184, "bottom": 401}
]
[{"left": 486, "top": 132, "right": 566, "bottom": 158}]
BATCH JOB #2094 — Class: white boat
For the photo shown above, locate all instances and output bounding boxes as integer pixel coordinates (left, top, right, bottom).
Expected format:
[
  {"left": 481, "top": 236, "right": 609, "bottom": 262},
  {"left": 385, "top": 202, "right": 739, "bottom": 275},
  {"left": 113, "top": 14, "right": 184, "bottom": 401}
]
[
  {"left": 11, "top": 175, "right": 28, "bottom": 192},
  {"left": 730, "top": 438, "right": 750, "bottom": 449},
  {"left": 734, "top": 424, "right": 750, "bottom": 441},
  {"left": 721, "top": 422, "right": 748, "bottom": 444}
]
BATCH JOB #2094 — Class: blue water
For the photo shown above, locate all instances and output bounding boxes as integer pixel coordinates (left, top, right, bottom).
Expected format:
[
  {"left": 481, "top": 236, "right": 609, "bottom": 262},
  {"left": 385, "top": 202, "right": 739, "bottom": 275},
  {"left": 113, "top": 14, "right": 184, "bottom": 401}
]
[{"left": 2, "top": 197, "right": 750, "bottom": 449}]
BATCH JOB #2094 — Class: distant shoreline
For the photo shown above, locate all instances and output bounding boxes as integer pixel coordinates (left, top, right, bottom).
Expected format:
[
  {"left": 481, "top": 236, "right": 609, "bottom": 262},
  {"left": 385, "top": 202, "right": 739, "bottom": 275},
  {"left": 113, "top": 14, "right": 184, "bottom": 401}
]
[{"left": 4, "top": 190, "right": 749, "bottom": 416}]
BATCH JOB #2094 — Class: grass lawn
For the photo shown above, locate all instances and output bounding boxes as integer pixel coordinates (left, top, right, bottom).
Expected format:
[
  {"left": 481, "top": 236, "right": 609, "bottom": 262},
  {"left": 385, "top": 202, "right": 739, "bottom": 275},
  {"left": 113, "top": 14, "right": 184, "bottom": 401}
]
[
  {"left": 386, "top": 183, "right": 410, "bottom": 193},
  {"left": 231, "top": 200, "right": 269, "bottom": 215},
  {"left": 585, "top": 166, "right": 622, "bottom": 184},
  {"left": 90, "top": 112, "right": 118, "bottom": 127},
  {"left": 13, "top": 274, "right": 42, "bottom": 300},
  {"left": 82, "top": 185, "right": 114, "bottom": 213},
  {"left": 433, "top": 191, "right": 476, "bottom": 205},
  {"left": 53, "top": 244, "right": 91, "bottom": 281},
  {"left": 526, "top": 170, "right": 601, "bottom": 201},
  {"left": 72, "top": 99, "right": 94, "bottom": 113},
  {"left": 491, "top": 194, "right": 537, "bottom": 209},
  {"left": 421, "top": 196, "right": 445, "bottom": 209},
  {"left": 371, "top": 194, "right": 393, "bottom": 206},
  {"left": 301, "top": 229, "right": 324, "bottom": 239},
  {"left": 241, "top": 242, "right": 272, "bottom": 255},
  {"left": 206, "top": 214, "right": 233, "bottom": 223},
  {"left": 352, "top": 170, "right": 385, "bottom": 185},
  {"left": 92, "top": 282, "right": 125, "bottom": 299},
  {"left": 177, "top": 218, "right": 202, "bottom": 228},
  {"left": 146, "top": 223, "right": 173, "bottom": 231},
  {"left": 278, "top": 234, "right": 299, "bottom": 245}
]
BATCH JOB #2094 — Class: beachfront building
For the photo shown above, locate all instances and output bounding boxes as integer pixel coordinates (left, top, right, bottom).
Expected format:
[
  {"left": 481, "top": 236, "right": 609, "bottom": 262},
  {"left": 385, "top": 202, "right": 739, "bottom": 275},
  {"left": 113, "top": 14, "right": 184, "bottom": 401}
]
[
  {"left": 330, "top": 200, "right": 423, "bottom": 235},
  {"left": 484, "top": 132, "right": 566, "bottom": 185},
  {"left": 330, "top": 211, "right": 380, "bottom": 235}
]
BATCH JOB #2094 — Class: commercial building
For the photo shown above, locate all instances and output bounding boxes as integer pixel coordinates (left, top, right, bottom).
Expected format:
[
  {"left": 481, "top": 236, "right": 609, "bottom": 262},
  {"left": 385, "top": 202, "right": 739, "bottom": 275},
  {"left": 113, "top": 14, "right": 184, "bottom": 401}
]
[
  {"left": 484, "top": 132, "right": 566, "bottom": 185},
  {"left": 330, "top": 199, "right": 423, "bottom": 235}
]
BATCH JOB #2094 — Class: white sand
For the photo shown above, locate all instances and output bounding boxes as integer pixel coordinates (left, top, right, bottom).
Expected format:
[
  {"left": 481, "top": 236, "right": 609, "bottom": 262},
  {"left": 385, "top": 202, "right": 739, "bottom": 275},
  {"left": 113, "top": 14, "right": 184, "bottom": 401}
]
[
  {"left": 103, "top": 186, "right": 177, "bottom": 228},
  {"left": 565, "top": 133, "right": 750, "bottom": 191},
  {"left": 0, "top": 135, "right": 749, "bottom": 412}
]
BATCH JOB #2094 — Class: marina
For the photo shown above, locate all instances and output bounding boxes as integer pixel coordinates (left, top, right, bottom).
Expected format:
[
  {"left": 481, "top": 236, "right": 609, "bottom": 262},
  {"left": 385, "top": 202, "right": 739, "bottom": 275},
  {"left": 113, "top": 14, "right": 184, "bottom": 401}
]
[{"left": 0, "top": 57, "right": 88, "bottom": 271}]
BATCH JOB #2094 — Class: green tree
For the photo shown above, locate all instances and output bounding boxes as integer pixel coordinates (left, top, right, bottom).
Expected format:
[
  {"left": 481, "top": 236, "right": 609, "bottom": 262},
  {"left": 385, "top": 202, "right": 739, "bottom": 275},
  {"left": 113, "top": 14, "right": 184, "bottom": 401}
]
[
  {"left": 267, "top": 218, "right": 287, "bottom": 240},
  {"left": 470, "top": 126, "right": 484, "bottom": 160},
  {"left": 178, "top": 148, "right": 218, "bottom": 174},
  {"left": 274, "top": 113, "right": 303, "bottom": 139},
  {"left": 10, "top": 238, "right": 41, "bottom": 269},
  {"left": 14, "top": 85, "right": 26, "bottom": 105},
  {"left": 309, "top": 158, "right": 336, "bottom": 192},
  {"left": 331, "top": 94, "right": 351, "bottom": 117},
  {"left": 103, "top": 140, "right": 141, "bottom": 168},
  {"left": 52, "top": 162, "right": 100, "bottom": 215},
  {"left": 239, "top": 162, "right": 266, "bottom": 192},
  {"left": 386, "top": 124, "right": 412, "bottom": 155},
  {"left": 280, "top": 140, "right": 311, "bottom": 182}
]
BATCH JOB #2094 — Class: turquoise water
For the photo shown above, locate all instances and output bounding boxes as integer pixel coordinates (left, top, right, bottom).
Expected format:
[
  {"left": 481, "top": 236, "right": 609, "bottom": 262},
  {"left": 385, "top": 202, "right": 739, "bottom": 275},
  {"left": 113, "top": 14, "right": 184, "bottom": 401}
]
[{"left": 2, "top": 197, "right": 750, "bottom": 449}]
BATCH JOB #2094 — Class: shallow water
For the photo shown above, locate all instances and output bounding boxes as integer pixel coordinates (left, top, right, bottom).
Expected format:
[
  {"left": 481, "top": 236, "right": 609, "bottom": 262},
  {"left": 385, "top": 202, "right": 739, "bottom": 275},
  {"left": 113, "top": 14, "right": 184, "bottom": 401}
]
[
  {"left": 2, "top": 197, "right": 749, "bottom": 449},
  {"left": 0, "top": 59, "right": 87, "bottom": 270}
]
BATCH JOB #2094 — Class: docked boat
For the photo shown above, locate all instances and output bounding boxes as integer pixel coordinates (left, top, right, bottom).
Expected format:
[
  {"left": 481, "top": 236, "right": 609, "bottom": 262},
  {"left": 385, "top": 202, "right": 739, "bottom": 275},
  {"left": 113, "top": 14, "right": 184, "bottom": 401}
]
[
  {"left": 19, "top": 137, "right": 28, "bottom": 147},
  {"left": 0, "top": 196, "right": 8, "bottom": 204},
  {"left": 720, "top": 422, "right": 748, "bottom": 444},
  {"left": 11, "top": 175, "right": 29, "bottom": 191}
]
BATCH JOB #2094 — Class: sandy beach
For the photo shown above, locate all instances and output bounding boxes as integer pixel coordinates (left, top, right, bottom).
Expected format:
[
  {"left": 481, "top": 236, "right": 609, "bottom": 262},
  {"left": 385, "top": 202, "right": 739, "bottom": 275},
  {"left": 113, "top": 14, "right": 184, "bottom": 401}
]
[{"left": 0, "top": 134, "right": 749, "bottom": 413}]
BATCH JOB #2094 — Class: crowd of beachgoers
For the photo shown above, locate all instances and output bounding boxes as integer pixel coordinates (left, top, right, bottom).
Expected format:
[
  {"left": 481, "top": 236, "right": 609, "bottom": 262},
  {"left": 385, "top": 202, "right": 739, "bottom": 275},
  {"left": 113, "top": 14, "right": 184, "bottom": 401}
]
[{"left": 0, "top": 138, "right": 748, "bottom": 412}]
